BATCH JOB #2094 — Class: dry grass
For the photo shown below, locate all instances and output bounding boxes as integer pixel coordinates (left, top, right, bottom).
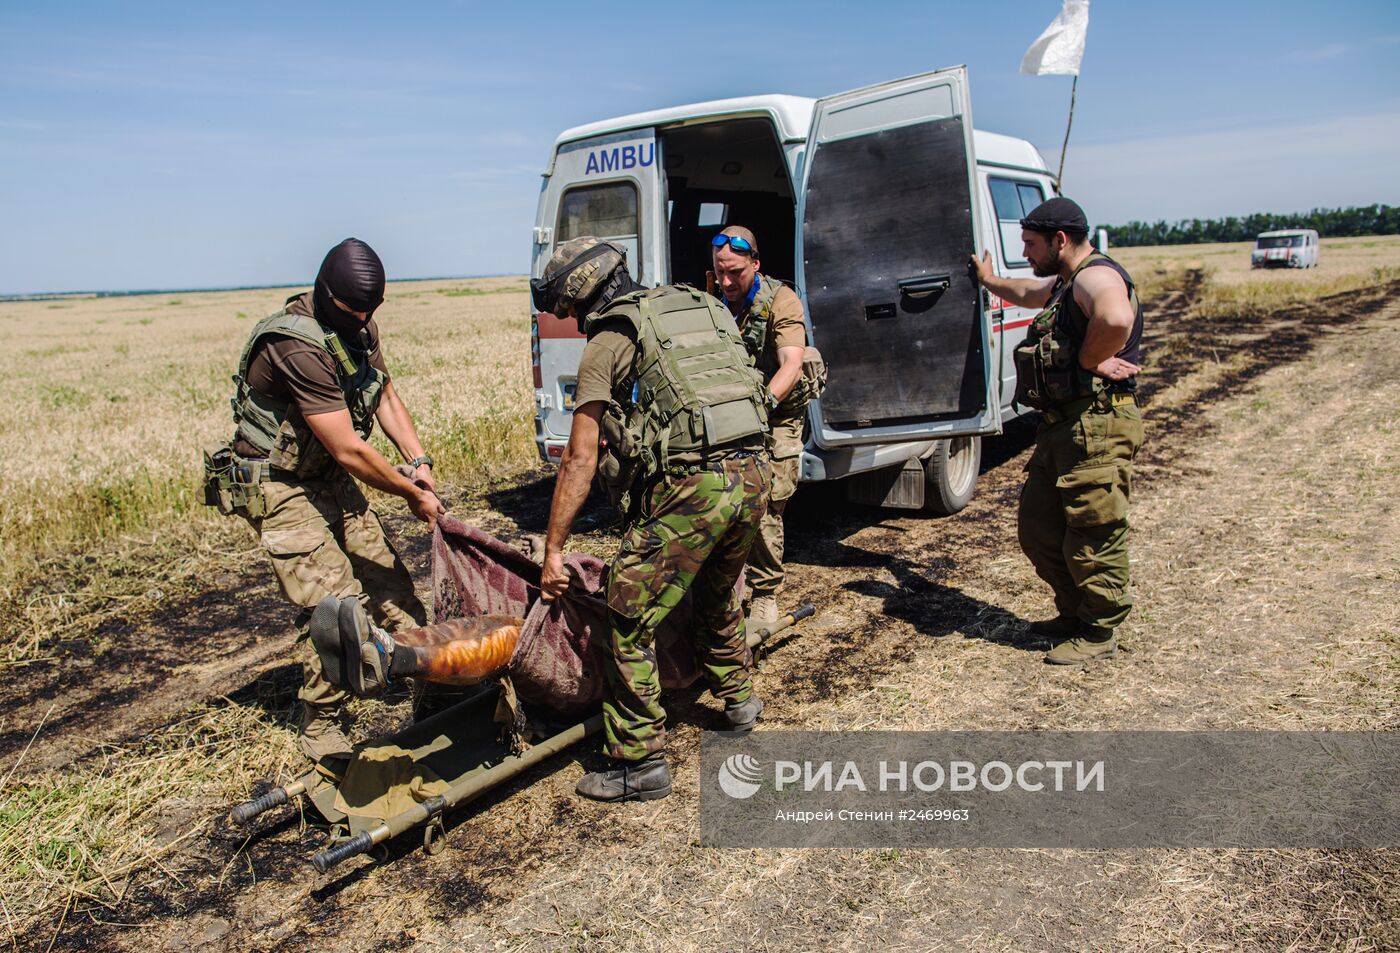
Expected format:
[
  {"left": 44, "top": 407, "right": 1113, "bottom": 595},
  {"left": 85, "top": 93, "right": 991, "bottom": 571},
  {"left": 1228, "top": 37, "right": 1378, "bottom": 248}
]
[
  {"left": 4, "top": 246, "right": 1400, "bottom": 949},
  {"left": 0, "top": 277, "right": 534, "bottom": 665},
  {"left": 1116, "top": 234, "right": 1400, "bottom": 319},
  {"left": 0, "top": 699, "right": 301, "bottom": 935}
]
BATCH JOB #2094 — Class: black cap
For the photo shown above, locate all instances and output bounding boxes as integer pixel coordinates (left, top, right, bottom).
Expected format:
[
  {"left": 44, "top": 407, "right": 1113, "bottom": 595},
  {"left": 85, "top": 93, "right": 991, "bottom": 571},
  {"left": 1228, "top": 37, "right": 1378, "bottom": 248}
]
[{"left": 1020, "top": 197, "right": 1090, "bottom": 236}]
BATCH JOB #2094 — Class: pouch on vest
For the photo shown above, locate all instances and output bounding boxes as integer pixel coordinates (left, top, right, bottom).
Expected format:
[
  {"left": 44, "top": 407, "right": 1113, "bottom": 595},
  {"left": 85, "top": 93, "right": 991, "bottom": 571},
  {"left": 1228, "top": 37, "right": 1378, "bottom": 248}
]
[
  {"left": 202, "top": 444, "right": 237, "bottom": 515},
  {"left": 268, "top": 416, "right": 337, "bottom": 480},
  {"left": 1012, "top": 301, "right": 1085, "bottom": 411},
  {"left": 596, "top": 401, "right": 643, "bottom": 514},
  {"left": 201, "top": 443, "right": 268, "bottom": 519},
  {"left": 229, "top": 307, "right": 384, "bottom": 478},
  {"left": 779, "top": 345, "right": 828, "bottom": 413}
]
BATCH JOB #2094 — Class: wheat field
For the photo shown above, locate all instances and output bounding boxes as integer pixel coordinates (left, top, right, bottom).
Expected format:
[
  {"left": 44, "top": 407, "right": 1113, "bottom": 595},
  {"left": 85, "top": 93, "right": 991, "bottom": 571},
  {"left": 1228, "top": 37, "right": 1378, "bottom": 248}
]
[
  {"left": 3, "top": 236, "right": 1398, "bottom": 665},
  {"left": 0, "top": 276, "right": 536, "bottom": 662}
]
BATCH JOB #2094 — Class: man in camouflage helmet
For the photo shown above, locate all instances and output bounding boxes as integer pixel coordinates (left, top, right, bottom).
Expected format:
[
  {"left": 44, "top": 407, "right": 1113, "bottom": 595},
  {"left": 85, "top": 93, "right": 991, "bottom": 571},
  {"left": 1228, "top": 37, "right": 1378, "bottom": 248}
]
[
  {"left": 534, "top": 237, "right": 772, "bottom": 802},
  {"left": 970, "top": 198, "right": 1144, "bottom": 664},
  {"left": 206, "top": 238, "right": 445, "bottom": 769},
  {"left": 710, "top": 226, "right": 810, "bottom": 633}
]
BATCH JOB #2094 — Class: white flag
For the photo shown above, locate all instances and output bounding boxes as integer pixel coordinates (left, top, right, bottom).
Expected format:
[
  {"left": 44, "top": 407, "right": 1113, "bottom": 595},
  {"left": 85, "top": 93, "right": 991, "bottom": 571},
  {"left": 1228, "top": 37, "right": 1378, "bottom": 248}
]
[{"left": 1020, "top": 0, "right": 1090, "bottom": 76}]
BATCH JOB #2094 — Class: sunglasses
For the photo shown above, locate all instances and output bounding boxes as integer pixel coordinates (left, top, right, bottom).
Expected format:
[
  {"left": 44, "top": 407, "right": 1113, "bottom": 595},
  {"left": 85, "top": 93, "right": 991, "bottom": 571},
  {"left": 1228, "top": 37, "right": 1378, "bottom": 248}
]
[{"left": 711, "top": 234, "right": 757, "bottom": 256}]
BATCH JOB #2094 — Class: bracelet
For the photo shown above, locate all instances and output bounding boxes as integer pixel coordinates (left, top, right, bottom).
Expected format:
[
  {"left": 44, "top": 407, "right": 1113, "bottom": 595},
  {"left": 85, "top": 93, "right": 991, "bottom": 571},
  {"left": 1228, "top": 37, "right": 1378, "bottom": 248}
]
[{"left": 408, "top": 454, "right": 434, "bottom": 470}]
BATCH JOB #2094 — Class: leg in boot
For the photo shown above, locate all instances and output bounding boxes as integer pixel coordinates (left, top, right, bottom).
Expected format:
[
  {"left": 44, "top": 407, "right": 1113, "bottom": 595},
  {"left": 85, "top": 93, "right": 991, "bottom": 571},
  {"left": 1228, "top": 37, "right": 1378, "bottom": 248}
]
[{"left": 576, "top": 755, "right": 672, "bottom": 802}]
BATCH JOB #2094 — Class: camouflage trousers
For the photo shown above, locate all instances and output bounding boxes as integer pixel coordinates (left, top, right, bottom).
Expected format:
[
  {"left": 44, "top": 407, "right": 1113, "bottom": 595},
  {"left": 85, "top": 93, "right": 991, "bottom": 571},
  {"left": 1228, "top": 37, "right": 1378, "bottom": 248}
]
[
  {"left": 1018, "top": 398, "right": 1144, "bottom": 632},
  {"left": 746, "top": 413, "right": 803, "bottom": 599},
  {"left": 604, "top": 454, "right": 771, "bottom": 762},
  {"left": 241, "top": 469, "right": 427, "bottom": 710}
]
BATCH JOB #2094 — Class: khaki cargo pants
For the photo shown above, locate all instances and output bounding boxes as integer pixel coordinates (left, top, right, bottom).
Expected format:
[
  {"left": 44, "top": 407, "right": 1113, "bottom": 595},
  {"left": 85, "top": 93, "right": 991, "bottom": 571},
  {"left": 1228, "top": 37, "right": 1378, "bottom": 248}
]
[
  {"left": 1017, "top": 398, "right": 1144, "bottom": 632},
  {"left": 745, "top": 411, "right": 803, "bottom": 599},
  {"left": 242, "top": 470, "right": 427, "bottom": 708}
]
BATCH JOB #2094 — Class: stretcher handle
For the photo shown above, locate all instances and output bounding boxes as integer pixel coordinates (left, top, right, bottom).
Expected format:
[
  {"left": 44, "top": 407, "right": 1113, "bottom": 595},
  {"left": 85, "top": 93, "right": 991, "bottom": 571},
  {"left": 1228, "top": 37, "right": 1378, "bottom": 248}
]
[
  {"left": 230, "top": 777, "right": 307, "bottom": 825},
  {"left": 313, "top": 831, "right": 374, "bottom": 874},
  {"left": 748, "top": 602, "right": 816, "bottom": 648}
]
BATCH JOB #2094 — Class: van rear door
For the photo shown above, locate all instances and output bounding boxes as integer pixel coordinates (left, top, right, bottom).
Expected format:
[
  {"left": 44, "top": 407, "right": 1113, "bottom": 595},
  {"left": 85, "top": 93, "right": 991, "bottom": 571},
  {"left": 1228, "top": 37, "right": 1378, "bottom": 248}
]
[
  {"left": 532, "top": 129, "right": 666, "bottom": 444},
  {"left": 797, "top": 66, "right": 999, "bottom": 447}
]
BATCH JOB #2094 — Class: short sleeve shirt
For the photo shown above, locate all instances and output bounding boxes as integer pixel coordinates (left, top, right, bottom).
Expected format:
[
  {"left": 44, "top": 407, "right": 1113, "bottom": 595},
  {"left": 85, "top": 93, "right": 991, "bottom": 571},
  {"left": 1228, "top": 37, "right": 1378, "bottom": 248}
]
[
  {"left": 573, "top": 319, "right": 637, "bottom": 409},
  {"left": 232, "top": 292, "right": 390, "bottom": 457},
  {"left": 734, "top": 276, "right": 806, "bottom": 375},
  {"left": 243, "top": 292, "right": 390, "bottom": 415}
]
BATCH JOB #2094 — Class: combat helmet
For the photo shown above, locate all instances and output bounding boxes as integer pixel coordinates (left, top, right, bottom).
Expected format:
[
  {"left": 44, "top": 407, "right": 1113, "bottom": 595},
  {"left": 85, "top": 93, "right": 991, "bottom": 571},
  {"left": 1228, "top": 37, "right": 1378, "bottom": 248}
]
[{"left": 530, "top": 237, "right": 627, "bottom": 317}]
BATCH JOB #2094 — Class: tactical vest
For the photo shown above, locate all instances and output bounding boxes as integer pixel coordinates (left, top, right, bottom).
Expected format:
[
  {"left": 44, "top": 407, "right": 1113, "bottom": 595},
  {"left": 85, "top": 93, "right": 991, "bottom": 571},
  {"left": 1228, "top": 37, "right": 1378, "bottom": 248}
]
[
  {"left": 229, "top": 307, "right": 386, "bottom": 479},
  {"left": 736, "top": 273, "right": 786, "bottom": 380},
  {"left": 587, "top": 285, "right": 769, "bottom": 511},
  {"left": 1012, "top": 252, "right": 1141, "bottom": 412},
  {"left": 736, "top": 274, "right": 826, "bottom": 414}
]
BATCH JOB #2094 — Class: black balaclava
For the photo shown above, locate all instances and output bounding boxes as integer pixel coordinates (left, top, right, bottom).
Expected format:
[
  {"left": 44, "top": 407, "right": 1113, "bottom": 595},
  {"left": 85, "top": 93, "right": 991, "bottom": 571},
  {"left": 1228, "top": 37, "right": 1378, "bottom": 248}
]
[{"left": 312, "top": 238, "right": 386, "bottom": 338}]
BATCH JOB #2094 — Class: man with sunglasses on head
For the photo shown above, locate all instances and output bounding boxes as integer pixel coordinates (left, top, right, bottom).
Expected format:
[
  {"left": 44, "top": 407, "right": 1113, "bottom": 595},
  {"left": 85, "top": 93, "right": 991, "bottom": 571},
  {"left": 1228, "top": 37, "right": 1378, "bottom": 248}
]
[
  {"left": 204, "top": 238, "right": 445, "bottom": 772},
  {"left": 533, "top": 237, "right": 771, "bottom": 803},
  {"left": 709, "top": 226, "right": 810, "bottom": 634}
]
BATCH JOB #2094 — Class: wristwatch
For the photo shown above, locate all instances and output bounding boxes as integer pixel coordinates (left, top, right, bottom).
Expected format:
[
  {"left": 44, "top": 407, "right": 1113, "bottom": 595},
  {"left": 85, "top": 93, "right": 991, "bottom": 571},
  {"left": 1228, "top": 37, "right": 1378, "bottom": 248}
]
[{"left": 408, "top": 454, "right": 434, "bottom": 470}]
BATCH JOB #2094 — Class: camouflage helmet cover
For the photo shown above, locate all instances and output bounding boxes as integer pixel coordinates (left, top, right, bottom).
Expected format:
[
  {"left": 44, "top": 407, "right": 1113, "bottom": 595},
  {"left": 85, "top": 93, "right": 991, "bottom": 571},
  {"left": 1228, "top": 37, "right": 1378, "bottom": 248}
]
[{"left": 531, "top": 237, "right": 627, "bottom": 316}]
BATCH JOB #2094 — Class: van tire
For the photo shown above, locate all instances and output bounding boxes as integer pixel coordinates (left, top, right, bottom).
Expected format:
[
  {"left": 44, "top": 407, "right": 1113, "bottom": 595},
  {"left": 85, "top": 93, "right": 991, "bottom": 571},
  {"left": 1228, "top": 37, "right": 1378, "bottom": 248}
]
[{"left": 923, "top": 436, "right": 981, "bottom": 515}]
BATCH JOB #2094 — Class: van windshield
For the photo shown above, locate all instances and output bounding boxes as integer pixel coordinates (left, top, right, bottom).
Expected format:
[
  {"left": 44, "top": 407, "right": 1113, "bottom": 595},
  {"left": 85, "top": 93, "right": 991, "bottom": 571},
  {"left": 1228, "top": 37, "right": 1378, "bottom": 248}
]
[{"left": 1257, "top": 236, "right": 1303, "bottom": 248}]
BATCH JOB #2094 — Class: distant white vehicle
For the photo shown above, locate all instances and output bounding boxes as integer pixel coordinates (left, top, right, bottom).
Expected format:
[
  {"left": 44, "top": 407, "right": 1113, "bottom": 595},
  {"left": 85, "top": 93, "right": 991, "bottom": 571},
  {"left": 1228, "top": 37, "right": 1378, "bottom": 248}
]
[
  {"left": 529, "top": 67, "right": 1059, "bottom": 514},
  {"left": 1251, "top": 229, "right": 1319, "bottom": 269}
]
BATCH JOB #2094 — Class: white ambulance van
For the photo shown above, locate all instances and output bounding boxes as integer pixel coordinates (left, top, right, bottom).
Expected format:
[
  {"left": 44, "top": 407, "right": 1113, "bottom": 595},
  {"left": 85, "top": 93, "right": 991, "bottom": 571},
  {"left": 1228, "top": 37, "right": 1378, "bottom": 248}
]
[
  {"left": 530, "top": 67, "right": 1056, "bottom": 513},
  {"left": 1251, "top": 229, "right": 1319, "bottom": 269}
]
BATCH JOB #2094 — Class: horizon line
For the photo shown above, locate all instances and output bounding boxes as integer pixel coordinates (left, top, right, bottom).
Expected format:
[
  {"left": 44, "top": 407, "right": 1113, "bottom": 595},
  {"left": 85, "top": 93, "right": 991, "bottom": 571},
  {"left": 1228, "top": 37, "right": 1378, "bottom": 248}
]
[{"left": 0, "top": 272, "right": 525, "bottom": 303}]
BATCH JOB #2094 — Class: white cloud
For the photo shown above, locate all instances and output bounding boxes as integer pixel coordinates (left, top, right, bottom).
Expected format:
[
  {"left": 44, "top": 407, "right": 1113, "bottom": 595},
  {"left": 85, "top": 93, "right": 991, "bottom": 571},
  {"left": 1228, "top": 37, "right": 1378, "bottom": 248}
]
[
  {"left": 1063, "top": 111, "right": 1400, "bottom": 224},
  {"left": 1293, "top": 42, "right": 1349, "bottom": 61}
]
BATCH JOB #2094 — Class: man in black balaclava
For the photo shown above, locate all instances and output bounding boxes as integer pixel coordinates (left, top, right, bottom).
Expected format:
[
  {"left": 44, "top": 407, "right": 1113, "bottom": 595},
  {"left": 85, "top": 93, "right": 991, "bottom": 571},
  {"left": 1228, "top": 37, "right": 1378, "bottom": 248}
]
[{"left": 213, "top": 238, "right": 445, "bottom": 771}]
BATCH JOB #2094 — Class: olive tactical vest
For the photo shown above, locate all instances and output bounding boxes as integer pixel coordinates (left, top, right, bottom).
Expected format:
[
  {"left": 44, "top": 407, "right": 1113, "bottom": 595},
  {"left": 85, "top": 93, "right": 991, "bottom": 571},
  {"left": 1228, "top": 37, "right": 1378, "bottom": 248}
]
[
  {"left": 586, "top": 285, "right": 769, "bottom": 509},
  {"left": 230, "top": 307, "right": 386, "bottom": 478},
  {"left": 1011, "top": 252, "right": 1140, "bottom": 412},
  {"left": 736, "top": 273, "right": 786, "bottom": 380}
]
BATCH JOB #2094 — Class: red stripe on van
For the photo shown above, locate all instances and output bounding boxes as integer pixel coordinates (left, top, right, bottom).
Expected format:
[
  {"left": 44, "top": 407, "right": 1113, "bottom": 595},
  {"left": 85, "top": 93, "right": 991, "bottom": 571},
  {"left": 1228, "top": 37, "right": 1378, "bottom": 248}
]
[{"left": 536, "top": 311, "right": 585, "bottom": 340}]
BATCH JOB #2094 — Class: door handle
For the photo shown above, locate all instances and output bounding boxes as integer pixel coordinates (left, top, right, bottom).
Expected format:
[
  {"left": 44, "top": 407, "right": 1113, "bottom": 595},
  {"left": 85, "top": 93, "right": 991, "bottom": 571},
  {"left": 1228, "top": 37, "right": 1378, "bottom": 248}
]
[{"left": 897, "top": 274, "right": 951, "bottom": 298}]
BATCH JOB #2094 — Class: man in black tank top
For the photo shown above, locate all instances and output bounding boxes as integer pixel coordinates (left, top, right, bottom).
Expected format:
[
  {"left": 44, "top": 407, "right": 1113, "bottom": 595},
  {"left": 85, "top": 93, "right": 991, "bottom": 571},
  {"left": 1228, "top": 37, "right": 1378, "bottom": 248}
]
[{"left": 971, "top": 197, "right": 1146, "bottom": 665}]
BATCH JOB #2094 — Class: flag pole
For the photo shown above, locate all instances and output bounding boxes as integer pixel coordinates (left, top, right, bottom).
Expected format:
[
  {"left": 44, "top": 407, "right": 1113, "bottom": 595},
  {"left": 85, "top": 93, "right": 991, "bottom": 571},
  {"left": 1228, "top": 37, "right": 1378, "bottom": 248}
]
[{"left": 1056, "top": 74, "right": 1078, "bottom": 190}]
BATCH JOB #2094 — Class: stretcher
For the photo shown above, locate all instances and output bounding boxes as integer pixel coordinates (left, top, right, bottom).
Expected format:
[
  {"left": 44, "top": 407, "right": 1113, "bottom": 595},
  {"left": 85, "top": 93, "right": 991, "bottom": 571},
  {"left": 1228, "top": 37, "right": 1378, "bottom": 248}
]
[{"left": 229, "top": 517, "right": 814, "bottom": 872}]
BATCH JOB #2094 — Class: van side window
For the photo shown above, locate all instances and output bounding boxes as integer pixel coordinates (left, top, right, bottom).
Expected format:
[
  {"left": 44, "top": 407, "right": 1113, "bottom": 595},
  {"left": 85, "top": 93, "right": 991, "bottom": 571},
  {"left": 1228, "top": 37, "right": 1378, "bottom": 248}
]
[
  {"left": 557, "top": 183, "right": 641, "bottom": 273},
  {"left": 988, "top": 176, "right": 1045, "bottom": 267}
]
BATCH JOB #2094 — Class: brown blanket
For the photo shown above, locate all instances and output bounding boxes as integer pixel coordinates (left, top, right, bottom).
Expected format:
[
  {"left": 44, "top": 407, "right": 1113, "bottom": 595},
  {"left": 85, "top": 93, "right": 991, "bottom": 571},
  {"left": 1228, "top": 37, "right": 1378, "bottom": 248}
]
[{"left": 429, "top": 517, "right": 704, "bottom": 715}]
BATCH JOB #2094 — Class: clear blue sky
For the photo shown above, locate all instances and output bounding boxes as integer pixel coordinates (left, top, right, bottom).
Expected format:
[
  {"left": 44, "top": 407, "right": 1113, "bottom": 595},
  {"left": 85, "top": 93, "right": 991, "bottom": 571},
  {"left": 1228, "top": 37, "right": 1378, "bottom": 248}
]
[{"left": 2, "top": 0, "right": 1397, "bottom": 294}]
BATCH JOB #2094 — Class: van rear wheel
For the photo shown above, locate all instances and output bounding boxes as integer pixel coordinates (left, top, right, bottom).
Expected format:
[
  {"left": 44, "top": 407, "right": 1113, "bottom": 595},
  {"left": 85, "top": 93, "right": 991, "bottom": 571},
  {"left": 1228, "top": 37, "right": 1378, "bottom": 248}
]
[{"left": 923, "top": 436, "right": 981, "bottom": 515}]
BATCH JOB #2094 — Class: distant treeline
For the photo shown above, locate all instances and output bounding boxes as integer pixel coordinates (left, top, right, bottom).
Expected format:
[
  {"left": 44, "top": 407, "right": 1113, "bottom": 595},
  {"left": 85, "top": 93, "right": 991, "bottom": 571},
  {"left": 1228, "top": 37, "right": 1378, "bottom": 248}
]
[{"left": 1101, "top": 204, "right": 1400, "bottom": 247}]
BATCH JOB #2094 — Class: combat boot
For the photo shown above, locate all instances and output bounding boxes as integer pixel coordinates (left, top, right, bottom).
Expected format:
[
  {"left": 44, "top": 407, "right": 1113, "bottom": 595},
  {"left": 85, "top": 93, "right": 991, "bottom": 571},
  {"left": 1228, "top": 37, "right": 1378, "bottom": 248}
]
[
  {"left": 1028, "top": 615, "right": 1081, "bottom": 639},
  {"left": 721, "top": 694, "right": 764, "bottom": 732},
  {"left": 1044, "top": 628, "right": 1117, "bottom": 665},
  {"left": 338, "top": 596, "right": 395, "bottom": 696},
  {"left": 575, "top": 756, "right": 672, "bottom": 802},
  {"left": 298, "top": 702, "right": 352, "bottom": 763},
  {"left": 747, "top": 595, "right": 780, "bottom": 638}
]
